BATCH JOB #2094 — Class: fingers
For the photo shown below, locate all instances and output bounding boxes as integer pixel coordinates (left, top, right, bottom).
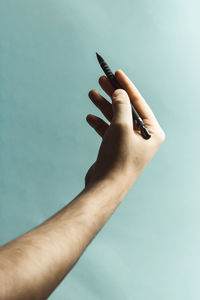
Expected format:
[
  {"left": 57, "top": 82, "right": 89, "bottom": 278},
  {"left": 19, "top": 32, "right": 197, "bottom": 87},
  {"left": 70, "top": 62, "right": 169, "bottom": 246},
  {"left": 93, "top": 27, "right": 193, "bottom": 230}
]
[
  {"left": 86, "top": 114, "right": 109, "bottom": 138},
  {"left": 98, "top": 72, "right": 159, "bottom": 127},
  {"left": 98, "top": 76, "right": 115, "bottom": 97},
  {"left": 115, "top": 70, "right": 159, "bottom": 126},
  {"left": 111, "top": 89, "right": 133, "bottom": 127},
  {"left": 88, "top": 90, "right": 113, "bottom": 122}
]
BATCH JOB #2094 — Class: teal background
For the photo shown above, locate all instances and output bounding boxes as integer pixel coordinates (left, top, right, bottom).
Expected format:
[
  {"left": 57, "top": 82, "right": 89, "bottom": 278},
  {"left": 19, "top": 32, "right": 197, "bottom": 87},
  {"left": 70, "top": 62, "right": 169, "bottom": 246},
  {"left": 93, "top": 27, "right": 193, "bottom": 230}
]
[{"left": 0, "top": 0, "right": 199, "bottom": 299}]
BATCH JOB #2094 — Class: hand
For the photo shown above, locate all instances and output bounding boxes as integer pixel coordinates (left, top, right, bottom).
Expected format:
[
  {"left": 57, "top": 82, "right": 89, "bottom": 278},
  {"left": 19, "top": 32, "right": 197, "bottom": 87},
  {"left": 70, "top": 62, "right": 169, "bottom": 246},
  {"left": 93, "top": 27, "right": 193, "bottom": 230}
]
[{"left": 85, "top": 70, "right": 165, "bottom": 191}]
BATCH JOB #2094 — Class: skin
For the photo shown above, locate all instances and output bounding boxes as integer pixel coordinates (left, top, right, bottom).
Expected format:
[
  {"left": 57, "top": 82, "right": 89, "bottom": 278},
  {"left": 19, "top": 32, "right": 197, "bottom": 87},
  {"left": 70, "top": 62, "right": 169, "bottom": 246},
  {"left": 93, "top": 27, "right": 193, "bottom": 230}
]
[{"left": 0, "top": 70, "right": 165, "bottom": 299}]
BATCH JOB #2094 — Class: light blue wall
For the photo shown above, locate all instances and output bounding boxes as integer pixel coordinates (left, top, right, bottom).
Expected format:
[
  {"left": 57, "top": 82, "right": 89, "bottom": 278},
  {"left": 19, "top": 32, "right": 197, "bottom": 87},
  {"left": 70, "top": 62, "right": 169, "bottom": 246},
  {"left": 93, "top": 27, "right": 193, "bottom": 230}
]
[{"left": 0, "top": 1, "right": 200, "bottom": 299}]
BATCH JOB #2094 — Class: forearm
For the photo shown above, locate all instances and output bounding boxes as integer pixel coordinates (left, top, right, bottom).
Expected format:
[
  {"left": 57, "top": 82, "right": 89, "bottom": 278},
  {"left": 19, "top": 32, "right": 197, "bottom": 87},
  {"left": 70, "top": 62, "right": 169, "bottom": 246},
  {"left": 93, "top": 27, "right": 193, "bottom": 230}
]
[{"left": 0, "top": 178, "right": 129, "bottom": 300}]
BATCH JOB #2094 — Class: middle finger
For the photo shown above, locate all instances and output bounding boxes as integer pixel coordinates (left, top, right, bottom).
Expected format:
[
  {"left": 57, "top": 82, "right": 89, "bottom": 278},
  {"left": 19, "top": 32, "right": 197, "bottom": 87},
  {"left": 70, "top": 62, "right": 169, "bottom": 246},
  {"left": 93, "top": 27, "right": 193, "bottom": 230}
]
[
  {"left": 98, "top": 75, "right": 115, "bottom": 98},
  {"left": 88, "top": 89, "right": 113, "bottom": 122}
]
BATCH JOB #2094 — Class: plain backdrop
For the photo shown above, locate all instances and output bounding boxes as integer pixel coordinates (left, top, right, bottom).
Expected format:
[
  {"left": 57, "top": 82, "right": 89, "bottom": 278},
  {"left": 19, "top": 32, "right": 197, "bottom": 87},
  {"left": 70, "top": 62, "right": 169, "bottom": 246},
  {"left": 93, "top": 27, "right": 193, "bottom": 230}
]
[{"left": 0, "top": 1, "right": 200, "bottom": 299}]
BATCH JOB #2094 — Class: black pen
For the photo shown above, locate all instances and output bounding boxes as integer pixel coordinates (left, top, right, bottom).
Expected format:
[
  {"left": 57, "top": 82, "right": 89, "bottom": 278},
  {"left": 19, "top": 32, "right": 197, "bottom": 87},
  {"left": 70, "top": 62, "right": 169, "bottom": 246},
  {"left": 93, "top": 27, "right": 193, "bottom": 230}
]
[{"left": 96, "top": 52, "right": 151, "bottom": 140}]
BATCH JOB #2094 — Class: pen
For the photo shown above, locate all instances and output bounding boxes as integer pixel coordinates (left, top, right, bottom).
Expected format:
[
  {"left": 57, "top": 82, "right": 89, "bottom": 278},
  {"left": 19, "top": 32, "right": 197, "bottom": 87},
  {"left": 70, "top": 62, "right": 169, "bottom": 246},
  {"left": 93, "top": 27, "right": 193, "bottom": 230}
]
[{"left": 96, "top": 52, "right": 151, "bottom": 140}]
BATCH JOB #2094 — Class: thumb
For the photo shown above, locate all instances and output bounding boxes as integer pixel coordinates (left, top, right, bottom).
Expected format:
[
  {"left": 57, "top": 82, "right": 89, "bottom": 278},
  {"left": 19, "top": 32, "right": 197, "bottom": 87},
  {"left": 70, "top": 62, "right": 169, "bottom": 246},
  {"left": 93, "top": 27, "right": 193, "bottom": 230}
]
[{"left": 111, "top": 89, "right": 133, "bottom": 126}]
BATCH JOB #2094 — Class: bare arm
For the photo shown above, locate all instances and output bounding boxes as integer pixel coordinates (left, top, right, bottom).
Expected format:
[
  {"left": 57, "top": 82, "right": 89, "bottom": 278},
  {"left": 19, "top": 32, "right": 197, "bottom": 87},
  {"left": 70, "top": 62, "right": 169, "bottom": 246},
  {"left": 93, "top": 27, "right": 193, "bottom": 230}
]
[
  {"left": 0, "top": 70, "right": 165, "bottom": 299},
  {"left": 0, "top": 179, "right": 127, "bottom": 300}
]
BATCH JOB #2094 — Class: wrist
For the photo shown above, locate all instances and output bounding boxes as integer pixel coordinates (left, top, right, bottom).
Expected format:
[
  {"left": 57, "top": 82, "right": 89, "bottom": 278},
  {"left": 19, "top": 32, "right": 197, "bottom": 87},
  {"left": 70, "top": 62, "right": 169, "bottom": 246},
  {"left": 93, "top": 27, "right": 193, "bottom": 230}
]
[{"left": 84, "top": 173, "right": 133, "bottom": 203}]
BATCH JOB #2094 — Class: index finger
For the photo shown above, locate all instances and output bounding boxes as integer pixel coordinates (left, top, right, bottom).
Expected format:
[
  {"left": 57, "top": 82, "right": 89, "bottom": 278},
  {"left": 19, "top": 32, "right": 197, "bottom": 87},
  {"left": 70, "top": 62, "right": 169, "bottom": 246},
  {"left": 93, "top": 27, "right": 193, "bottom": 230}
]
[{"left": 115, "top": 70, "right": 159, "bottom": 126}]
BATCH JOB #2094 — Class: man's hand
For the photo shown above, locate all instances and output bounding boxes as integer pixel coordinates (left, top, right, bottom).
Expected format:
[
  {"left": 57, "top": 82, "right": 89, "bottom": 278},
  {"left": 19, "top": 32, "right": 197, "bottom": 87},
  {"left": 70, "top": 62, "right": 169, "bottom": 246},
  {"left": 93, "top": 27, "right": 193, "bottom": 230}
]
[
  {"left": 0, "top": 70, "right": 166, "bottom": 300},
  {"left": 85, "top": 70, "right": 166, "bottom": 190}
]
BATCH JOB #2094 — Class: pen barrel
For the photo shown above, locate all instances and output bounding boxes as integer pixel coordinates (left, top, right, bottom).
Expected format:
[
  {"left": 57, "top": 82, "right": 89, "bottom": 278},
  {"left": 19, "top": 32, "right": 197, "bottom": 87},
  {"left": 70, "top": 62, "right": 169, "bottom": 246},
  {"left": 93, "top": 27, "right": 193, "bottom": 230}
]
[
  {"left": 131, "top": 106, "right": 151, "bottom": 139},
  {"left": 99, "top": 61, "right": 113, "bottom": 78},
  {"left": 138, "top": 125, "right": 151, "bottom": 140},
  {"left": 131, "top": 106, "right": 141, "bottom": 122},
  {"left": 109, "top": 75, "right": 122, "bottom": 90},
  {"left": 99, "top": 60, "right": 122, "bottom": 89}
]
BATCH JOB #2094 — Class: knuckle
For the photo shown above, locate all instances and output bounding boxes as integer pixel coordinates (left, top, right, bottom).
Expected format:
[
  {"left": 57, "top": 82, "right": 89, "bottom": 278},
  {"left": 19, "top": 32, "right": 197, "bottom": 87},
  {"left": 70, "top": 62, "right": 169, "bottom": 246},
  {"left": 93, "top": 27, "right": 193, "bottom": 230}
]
[
  {"left": 155, "top": 129, "right": 166, "bottom": 144},
  {"left": 160, "top": 129, "right": 166, "bottom": 141},
  {"left": 112, "top": 121, "right": 132, "bottom": 132},
  {"left": 114, "top": 98, "right": 126, "bottom": 105},
  {"left": 112, "top": 89, "right": 127, "bottom": 98}
]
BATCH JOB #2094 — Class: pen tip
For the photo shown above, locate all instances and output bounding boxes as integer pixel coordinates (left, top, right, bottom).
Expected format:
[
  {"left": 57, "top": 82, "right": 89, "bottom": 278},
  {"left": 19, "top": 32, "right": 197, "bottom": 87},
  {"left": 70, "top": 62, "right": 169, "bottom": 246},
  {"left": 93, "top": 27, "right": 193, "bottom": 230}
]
[{"left": 96, "top": 52, "right": 103, "bottom": 64}]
